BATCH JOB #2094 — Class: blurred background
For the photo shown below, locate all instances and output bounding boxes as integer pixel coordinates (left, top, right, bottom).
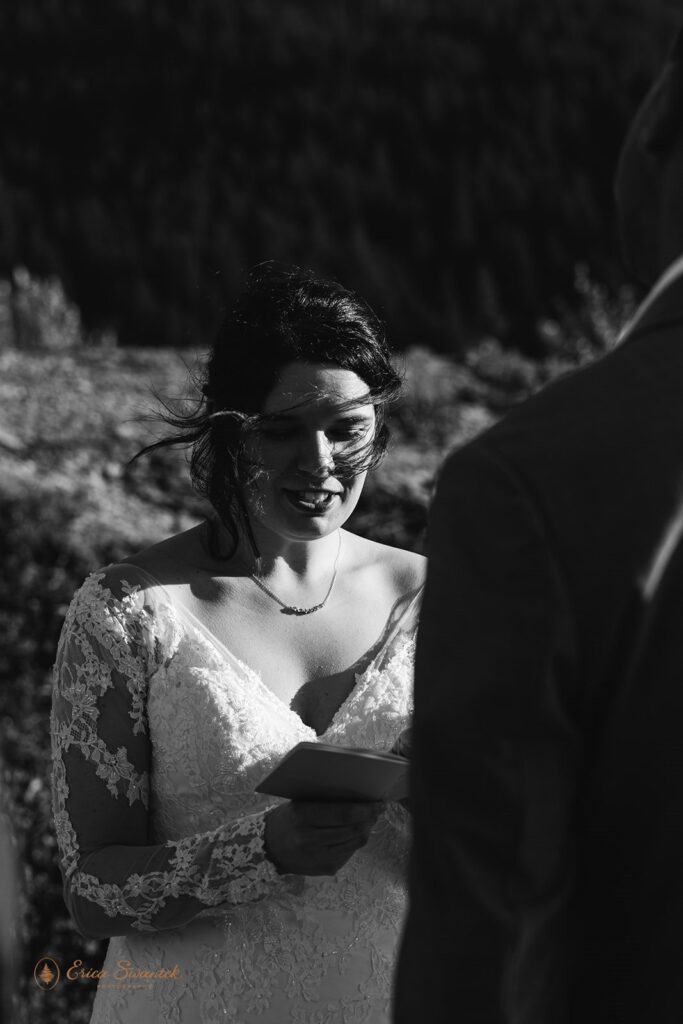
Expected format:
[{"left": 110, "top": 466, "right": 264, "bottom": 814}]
[{"left": 0, "top": 0, "right": 678, "bottom": 1019}]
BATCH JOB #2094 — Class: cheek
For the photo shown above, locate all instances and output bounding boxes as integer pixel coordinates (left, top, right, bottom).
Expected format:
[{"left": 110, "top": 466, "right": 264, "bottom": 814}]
[
  {"left": 342, "top": 473, "right": 367, "bottom": 501},
  {"left": 245, "top": 438, "right": 293, "bottom": 475}
]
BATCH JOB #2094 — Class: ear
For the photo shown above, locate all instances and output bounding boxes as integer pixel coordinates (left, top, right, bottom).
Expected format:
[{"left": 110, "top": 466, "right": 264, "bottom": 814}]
[{"left": 644, "top": 27, "right": 683, "bottom": 156}]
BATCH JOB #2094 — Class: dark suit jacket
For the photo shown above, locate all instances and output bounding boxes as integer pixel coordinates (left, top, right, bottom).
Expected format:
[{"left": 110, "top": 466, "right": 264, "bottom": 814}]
[{"left": 394, "top": 269, "right": 683, "bottom": 1023}]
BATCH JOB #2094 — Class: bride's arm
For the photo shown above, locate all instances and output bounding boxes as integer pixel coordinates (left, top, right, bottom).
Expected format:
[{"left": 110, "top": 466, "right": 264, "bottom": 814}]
[{"left": 51, "top": 568, "right": 289, "bottom": 941}]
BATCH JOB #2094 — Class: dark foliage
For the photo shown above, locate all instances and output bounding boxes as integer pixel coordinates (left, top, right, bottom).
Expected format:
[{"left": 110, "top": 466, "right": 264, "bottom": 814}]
[{"left": 0, "top": 0, "right": 676, "bottom": 352}]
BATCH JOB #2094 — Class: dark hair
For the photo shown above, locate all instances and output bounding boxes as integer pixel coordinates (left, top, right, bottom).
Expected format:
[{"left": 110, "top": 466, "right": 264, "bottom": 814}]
[{"left": 133, "top": 263, "right": 402, "bottom": 556}]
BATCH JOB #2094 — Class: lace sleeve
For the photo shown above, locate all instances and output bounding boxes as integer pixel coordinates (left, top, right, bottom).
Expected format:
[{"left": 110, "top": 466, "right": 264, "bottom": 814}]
[{"left": 50, "top": 568, "right": 287, "bottom": 941}]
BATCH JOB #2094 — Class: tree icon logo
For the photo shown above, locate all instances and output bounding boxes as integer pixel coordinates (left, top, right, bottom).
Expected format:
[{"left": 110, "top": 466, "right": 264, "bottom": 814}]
[{"left": 33, "top": 957, "right": 60, "bottom": 990}]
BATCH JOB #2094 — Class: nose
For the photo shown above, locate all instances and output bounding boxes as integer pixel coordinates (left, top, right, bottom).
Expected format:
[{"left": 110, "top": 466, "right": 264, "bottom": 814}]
[{"left": 296, "top": 431, "right": 334, "bottom": 477}]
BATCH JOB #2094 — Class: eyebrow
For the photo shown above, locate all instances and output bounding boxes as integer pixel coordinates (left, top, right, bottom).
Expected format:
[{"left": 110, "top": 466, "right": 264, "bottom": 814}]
[
  {"left": 264, "top": 411, "right": 374, "bottom": 424},
  {"left": 332, "top": 413, "right": 375, "bottom": 424}
]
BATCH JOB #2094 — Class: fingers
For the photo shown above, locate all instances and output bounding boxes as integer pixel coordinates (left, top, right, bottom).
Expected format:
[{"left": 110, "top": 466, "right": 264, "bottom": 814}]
[
  {"left": 306, "top": 822, "right": 376, "bottom": 846},
  {"left": 306, "top": 834, "right": 371, "bottom": 876},
  {"left": 292, "top": 800, "right": 385, "bottom": 828},
  {"left": 263, "top": 800, "right": 385, "bottom": 877},
  {"left": 325, "top": 832, "right": 370, "bottom": 852}
]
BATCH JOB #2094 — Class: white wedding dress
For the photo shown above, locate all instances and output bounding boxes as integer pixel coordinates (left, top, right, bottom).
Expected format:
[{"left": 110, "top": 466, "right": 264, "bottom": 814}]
[{"left": 51, "top": 562, "right": 419, "bottom": 1024}]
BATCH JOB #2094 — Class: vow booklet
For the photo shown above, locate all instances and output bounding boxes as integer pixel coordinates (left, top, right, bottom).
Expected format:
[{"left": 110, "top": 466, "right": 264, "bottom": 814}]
[{"left": 255, "top": 742, "right": 409, "bottom": 802}]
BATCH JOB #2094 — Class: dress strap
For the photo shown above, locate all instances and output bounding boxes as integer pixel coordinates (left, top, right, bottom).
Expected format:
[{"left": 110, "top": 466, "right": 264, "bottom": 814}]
[{"left": 368, "top": 583, "right": 423, "bottom": 674}]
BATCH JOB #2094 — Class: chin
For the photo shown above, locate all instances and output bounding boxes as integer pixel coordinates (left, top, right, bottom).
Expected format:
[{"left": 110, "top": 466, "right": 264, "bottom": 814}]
[
  {"left": 280, "top": 513, "right": 344, "bottom": 541},
  {"left": 247, "top": 503, "right": 341, "bottom": 544}
]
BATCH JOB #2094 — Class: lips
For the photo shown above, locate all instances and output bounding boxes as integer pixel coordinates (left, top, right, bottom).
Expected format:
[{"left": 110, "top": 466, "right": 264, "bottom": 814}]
[
  {"left": 297, "top": 490, "right": 336, "bottom": 502},
  {"left": 282, "top": 488, "right": 341, "bottom": 513}
]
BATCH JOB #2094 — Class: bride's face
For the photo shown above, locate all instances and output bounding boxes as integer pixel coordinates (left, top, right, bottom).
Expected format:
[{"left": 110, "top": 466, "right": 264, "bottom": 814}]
[{"left": 242, "top": 361, "right": 376, "bottom": 543}]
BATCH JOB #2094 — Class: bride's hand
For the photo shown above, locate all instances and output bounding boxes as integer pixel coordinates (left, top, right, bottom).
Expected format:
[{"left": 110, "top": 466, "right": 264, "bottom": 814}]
[{"left": 263, "top": 799, "right": 385, "bottom": 876}]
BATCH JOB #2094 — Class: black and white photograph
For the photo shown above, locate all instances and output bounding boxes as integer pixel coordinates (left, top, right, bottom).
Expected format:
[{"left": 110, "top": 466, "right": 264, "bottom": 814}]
[{"left": 2, "top": 2, "right": 682, "bottom": 1021}]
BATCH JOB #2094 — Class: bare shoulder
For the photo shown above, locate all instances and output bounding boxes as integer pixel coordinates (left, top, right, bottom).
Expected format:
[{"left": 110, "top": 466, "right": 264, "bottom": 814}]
[
  {"left": 90, "top": 526, "right": 207, "bottom": 609},
  {"left": 119, "top": 524, "right": 208, "bottom": 584},
  {"left": 343, "top": 530, "right": 426, "bottom": 596}
]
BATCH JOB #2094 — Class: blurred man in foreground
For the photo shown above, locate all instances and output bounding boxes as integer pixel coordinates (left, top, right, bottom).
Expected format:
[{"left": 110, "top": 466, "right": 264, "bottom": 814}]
[{"left": 395, "top": 30, "right": 683, "bottom": 1023}]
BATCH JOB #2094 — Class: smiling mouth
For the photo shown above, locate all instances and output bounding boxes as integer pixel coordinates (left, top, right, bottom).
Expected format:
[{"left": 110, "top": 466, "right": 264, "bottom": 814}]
[{"left": 283, "top": 489, "right": 341, "bottom": 513}]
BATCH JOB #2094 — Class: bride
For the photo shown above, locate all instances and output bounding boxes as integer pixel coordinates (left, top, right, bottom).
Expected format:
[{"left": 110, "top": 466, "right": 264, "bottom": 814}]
[{"left": 51, "top": 263, "right": 425, "bottom": 1023}]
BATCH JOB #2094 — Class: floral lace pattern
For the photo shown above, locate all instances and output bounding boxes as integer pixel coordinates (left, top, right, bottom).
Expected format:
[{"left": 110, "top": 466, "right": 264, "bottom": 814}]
[{"left": 51, "top": 565, "right": 419, "bottom": 1023}]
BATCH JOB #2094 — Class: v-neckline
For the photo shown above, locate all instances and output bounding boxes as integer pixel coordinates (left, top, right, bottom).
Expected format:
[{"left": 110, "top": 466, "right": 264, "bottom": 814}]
[{"left": 114, "top": 562, "right": 421, "bottom": 740}]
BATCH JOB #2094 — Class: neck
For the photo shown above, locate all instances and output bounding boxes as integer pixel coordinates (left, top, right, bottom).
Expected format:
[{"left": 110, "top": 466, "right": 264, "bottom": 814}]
[{"left": 234, "top": 523, "right": 343, "bottom": 583}]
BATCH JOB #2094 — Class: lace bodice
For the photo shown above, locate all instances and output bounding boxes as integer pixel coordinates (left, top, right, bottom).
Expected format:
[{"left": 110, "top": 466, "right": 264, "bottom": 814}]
[{"left": 51, "top": 562, "right": 419, "bottom": 1023}]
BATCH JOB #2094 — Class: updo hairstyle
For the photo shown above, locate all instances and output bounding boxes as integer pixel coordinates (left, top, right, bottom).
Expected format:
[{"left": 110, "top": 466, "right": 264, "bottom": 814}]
[{"left": 134, "top": 263, "right": 402, "bottom": 557}]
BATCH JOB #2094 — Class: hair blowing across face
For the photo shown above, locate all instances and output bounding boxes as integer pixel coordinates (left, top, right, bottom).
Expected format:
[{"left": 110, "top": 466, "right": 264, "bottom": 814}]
[{"left": 134, "top": 263, "right": 402, "bottom": 556}]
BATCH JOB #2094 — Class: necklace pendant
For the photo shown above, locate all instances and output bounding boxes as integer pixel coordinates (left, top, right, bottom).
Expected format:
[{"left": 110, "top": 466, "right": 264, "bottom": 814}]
[
  {"left": 284, "top": 602, "right": 324, "bottom": 616},
  {"left": 247, "top": 531, "right": 342, "bottom": 617}
]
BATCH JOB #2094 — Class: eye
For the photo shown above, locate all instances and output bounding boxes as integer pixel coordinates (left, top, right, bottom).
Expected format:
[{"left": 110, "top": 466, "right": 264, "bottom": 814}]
[
  {"left": 329, "top": 428, "right": 366, "bottom": 443},
  {"left": 328, "top": 420, "right": 373, "bottom": 442}
]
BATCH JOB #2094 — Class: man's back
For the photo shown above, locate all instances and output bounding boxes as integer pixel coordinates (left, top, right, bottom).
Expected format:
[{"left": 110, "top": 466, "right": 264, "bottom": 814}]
[
  {"left": 395, "top": 35, "right": 683, "bottom": 1021},
  {"left": 575, "top": 473, "right": 683, "bottom": 1019},
  {"left": 395, "top": 273, "right": 683, "bottom": 1022}
]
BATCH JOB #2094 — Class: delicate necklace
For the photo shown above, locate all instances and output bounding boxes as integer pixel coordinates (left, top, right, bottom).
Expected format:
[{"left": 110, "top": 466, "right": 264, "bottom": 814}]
[{"left": 247, "top": 531, "right": 342, "bottom": 616}]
